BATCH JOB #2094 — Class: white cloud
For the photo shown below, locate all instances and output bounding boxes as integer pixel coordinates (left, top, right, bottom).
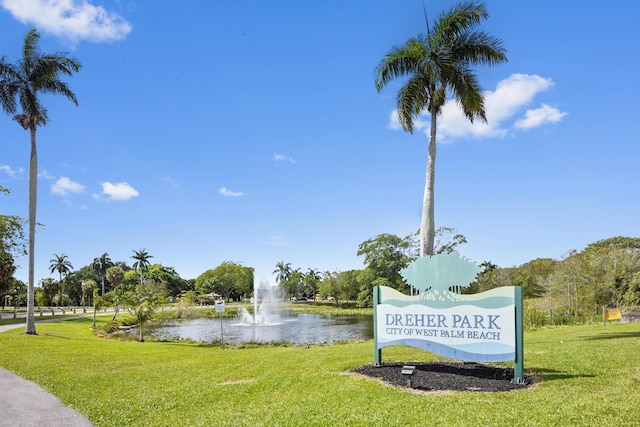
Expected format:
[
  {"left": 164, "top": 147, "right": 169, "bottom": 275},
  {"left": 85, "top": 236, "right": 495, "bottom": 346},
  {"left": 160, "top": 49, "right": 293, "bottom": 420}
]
[
  {"left": 267, "top": 234, "right": 288, "bottom": 246},
  {"left": 163, "top": 177, "right": 180, "bottom": 188},
  {"left": 51, "top": 176, "right": 85, "bottom": 196},
  {"left": 386, "top": 73, "right": 567, "bottom": 142},
  {"left": 274, "top": 153, "right": 296, "bottom": 164},
  {"left": 0, "top": 165, "right": 23, "bottom": 177},
  {"left": 38, "top": 169, "right": 55, "bottom": 179},
  {"left": 98, "top": 181, "right": 138, "bottom": 201},
  {"left": 0, "top": 0, "right": 132, "bottom": 43},
  {"left": 515, "top": 104, "right": 568, "bottom": 130},
  {"left": 219, "top": 187, "right": 244, "bottom": 197}
]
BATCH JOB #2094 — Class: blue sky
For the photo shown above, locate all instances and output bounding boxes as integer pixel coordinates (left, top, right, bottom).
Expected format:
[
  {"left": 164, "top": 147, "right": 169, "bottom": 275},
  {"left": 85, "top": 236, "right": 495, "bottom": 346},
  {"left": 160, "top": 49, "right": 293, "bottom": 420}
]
[{"left": 1, "top": 0, "right": 639, "bottom": 286}]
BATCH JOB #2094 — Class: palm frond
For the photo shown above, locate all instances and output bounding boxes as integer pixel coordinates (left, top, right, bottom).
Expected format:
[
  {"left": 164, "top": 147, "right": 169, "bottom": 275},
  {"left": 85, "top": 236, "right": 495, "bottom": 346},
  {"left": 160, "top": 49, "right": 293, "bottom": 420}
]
[
  {"left": 433, "top": 1, "right": 488, "bottom": 41},
  {"left": 375, "top": 37, "right": 426, "bottom": 91}
]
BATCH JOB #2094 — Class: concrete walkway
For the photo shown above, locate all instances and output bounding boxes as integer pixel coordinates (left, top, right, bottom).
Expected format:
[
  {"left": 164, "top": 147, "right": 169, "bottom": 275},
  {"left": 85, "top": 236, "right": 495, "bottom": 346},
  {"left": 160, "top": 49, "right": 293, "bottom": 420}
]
[{"left": 0, "top": 321, "right": 94, "bottom": 427}]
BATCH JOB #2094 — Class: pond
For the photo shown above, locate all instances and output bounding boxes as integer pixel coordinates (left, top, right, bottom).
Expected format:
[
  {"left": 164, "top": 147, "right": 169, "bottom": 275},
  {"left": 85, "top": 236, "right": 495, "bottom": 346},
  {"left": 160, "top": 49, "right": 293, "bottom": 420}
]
[{"left": 143, "top": 313, "right": 373, "bottom": 345}]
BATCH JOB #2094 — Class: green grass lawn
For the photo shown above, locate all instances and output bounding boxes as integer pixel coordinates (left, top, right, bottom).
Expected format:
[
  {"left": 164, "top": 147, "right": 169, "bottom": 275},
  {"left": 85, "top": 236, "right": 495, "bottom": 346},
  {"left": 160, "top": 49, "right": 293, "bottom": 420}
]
[{"left": 1, "top": 317, "right": 639, "bottom": 426}]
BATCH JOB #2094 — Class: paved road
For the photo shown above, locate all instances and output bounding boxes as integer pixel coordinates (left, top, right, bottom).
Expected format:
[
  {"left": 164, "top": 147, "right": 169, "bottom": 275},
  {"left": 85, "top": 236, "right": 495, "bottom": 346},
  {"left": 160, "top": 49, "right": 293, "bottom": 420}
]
[{"left": 0, "top": 321, "right": 95, "bottom": 427}]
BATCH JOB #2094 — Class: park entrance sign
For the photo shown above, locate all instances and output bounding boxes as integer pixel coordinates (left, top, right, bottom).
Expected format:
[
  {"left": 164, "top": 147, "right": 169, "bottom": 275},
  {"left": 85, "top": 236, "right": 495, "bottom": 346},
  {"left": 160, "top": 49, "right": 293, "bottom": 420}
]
[{"left": 373, "top": 252, "right": 525, "bottom": 384}]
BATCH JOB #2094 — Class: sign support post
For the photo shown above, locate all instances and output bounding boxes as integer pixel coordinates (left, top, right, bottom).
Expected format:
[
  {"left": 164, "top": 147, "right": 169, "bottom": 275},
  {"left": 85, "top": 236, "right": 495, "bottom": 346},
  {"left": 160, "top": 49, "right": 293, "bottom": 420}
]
[
  {"left": 373, "top": 286, "right": 381, "bottom": 366},
  {"left": 215, "top": 300, "right": 226, "bottom": 349},
  {"left": 513, "top": 286, "right": 525, "bottom": 384}
]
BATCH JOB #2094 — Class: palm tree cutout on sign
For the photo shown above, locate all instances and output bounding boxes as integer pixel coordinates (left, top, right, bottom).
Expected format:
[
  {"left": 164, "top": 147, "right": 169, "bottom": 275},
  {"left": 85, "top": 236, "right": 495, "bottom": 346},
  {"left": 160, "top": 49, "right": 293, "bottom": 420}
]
[{"left": 400, "top": 252, "right": 481, "bottom": 301}]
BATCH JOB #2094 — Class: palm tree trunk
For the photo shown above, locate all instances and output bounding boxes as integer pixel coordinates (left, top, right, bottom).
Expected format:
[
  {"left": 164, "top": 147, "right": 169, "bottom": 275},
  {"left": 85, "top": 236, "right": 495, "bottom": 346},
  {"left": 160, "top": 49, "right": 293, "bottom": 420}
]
[
  {"left": 25, "top": 127, "right": 37, "bottom": 334},
  {"left": 59, "top": 272, "right": 64, "bottom": 307},
  {"left": 420, "top": 110, "right": 437, "bottom": 257}
]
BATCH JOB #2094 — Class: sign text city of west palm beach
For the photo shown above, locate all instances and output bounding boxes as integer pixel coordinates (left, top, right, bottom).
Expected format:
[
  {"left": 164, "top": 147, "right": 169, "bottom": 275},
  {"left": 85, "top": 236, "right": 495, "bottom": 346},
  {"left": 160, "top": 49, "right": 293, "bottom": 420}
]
[{"left": 383, "top": 312, "right": 503, "bottom": 341}]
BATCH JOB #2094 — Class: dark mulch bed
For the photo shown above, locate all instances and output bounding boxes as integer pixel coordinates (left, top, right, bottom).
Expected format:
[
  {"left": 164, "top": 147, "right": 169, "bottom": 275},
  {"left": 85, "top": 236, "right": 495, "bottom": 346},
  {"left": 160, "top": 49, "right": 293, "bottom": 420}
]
[{"left": 352, "top": 361, "right": 530, "bottom": 393}]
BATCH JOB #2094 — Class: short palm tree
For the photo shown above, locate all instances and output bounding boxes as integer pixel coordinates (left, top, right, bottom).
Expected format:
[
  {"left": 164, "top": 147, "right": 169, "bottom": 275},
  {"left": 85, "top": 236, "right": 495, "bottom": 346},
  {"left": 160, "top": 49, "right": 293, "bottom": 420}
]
[
  {"left": 49, "top": 253, "right": 73, "bottom": 306},
  {"left": 1, "top": 29, "right": 81, "bottom": 333},
  {"left": 131, "top": 249, "right": 153, "bottom": 283},
  {"left": 375, "top": 2, "right": 506, "bottom": 257},
  {"left": 92, "top": 252, "right": 113, "bottom": 296},
  {"left": 81, "top": 279, "right": 96, "bottom": 308},
  {"left": 132, "top": 296, "right": 155, "bottom": 342}
]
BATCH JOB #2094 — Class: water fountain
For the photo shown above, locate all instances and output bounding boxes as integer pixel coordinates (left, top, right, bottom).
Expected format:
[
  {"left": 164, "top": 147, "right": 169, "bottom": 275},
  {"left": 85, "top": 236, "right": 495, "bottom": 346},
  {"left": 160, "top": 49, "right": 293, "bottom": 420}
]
[
  {"left": 238, "top": 277, "right": 284, "bottom": 325},
  {"left": 140, "top": 277, "right": 373, "bottom": 344}
]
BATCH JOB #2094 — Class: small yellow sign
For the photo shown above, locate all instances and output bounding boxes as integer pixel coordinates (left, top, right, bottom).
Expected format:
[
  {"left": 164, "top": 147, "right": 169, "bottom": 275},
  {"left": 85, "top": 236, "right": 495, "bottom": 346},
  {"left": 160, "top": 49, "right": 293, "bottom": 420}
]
[{"left": 604, "top": 309, "right": 621, "bottom": 321}]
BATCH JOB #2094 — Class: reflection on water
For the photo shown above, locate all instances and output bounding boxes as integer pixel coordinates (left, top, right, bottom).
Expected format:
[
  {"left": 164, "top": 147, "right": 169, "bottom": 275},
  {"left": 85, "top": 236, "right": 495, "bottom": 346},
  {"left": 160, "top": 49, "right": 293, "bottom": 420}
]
[{"left": 144, "top": 313, "right": 373, "bottom": 345}]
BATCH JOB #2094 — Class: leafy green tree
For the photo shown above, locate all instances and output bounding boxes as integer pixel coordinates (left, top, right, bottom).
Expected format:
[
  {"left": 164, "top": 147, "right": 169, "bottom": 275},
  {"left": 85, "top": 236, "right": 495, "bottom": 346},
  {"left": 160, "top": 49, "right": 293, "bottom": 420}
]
[
  {"left": 121, "top": 269, "right": 140, "bottom": 293},
  {"left": 434, "top": 227, "right": 468, "bottom": 254},
  {"left": 584, "top": 236, "right": 640, "bottom": 252},
  {"left": 64, "top": 274, "right": 83, "bottom": 305},
  {"left": 144, "top": 264, "right": 189, "bottom": 297},
  {"left": 92, "top": 252, "right": 113, "bottom": 296},
  {"left": 4, "top": 279, "right": 26, "bottom": 308},
  {"left": 358, "top": 233, "right": 414, "bottom": 289},
  {"left": 195, "top": 262, "right": 253, "bottom": 301},
  {"left": 0, "top": 187, "right": 26, "bottom": 296},
  {"left": 0, "top": 253, "right": 16, "bottom": 297},
  {"left": 1, "top": 29, "right": 81, "bottom": 334},
  {"left": 81, "top": 279, "right": 96, "bottom": 307},
  {"left": 288, "top": 269, "right": 304, "bottom": 300},
  {"left": 324, "top": 269, "right": 369, "bottom": 306},
  {"left": 304, "top": 268, "right": 321, "bottom": 299},
  {"left": 375, "top": 2, "right": 506, "bottom": 256},
  {"left": 131, "top": 249, "right": 153, "bottom": 283},
  {"left": 105, "top": 265, "right": 124, "bottom": 291},
  {"left": 513, "top": 258, "right": 556, "bottom": 298},
  {"left": 356, "top": 233, "right": 416, "bottom": 307},
  {"left": 38, "top": 277, "right": 58, "bottom": 306},
  {"left": 622, "top": 271, "right": 640, "bottom": 306},
  {"left": 49, "top": 253, "right": 73, "bottom": 306}
]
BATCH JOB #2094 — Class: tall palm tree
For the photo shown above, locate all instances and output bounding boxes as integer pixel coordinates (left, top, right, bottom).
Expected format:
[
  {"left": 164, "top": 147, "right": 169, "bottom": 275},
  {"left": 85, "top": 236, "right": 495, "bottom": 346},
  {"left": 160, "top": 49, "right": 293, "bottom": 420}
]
[
  {"left": 273, "top": 261, "right": 292, "bottom": 301},
  {"left": 131, "top": 248, "right": 153, "bottom": 283},
  {"left": 273, "top": 261, "right": 292, "bottom": 285},
  {"left": 49, "top": 253, "right": 73, "bottom": 307},
  {"left": 2, "top": 29, "right": 80, "bottom": 333},
  {"left": 92, "top": 252, "right": 113, "bottom": 296},
  {"left": 375, "top": 2, "right": 506, "bottom": 257}
]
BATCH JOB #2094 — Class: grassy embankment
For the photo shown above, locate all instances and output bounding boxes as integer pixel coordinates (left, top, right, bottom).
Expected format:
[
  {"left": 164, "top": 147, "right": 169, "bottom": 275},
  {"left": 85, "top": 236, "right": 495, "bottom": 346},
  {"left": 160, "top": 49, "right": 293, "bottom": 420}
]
[{"left": 1, "top": 306, "right": 639, "bottom": 426}]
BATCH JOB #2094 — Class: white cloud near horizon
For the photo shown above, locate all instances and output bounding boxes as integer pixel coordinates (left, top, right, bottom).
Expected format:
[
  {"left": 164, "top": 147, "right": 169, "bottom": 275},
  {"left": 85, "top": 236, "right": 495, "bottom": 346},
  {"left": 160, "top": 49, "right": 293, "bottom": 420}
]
[
  {"left": 274, "top": 153, "right": 296, "bottom": 164},
  {"left": 98, "top": 181, "right": 138, "bottom": 201},
  {"left": 219, "top": 187, "right": 244, "bottom": 197},
  {"left": 0, "top": 0, "right": 132, "bottom": 43},
  {"left": 51, "top": 176, "right": 85, "bottom": 196},
  {"left": 386, "top": 73, "right": 567, "bottom": 142}
]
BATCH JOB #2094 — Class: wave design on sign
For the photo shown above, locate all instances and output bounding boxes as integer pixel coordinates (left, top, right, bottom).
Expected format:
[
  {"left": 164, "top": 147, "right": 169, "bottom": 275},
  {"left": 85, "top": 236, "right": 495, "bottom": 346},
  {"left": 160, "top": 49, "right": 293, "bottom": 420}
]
[{"left": 377, "top": 337, "right": 515, "bottom": 362}]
